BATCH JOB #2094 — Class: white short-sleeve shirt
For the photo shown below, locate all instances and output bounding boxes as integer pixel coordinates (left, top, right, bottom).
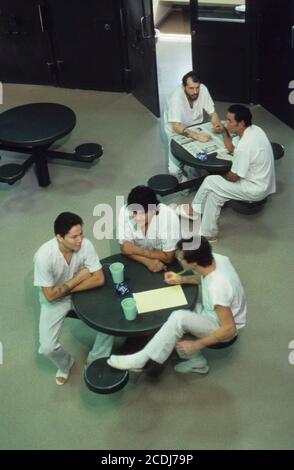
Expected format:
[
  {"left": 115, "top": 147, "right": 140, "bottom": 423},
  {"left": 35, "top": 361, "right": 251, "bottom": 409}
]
[
  {"left": 34, "top": 238, "right": 102, "bottom": 304},
  {"left": 118, "top": 203, "right": 180, "bottom": 252},
  {"left": 164, "top": 84, "right": 215, "bottom": 139},
  {"left": 200, "top": 253, "right": 247, "bottom": 330},
  {"left": 231, "top": 125, "right": 276, "bottom": 197}
]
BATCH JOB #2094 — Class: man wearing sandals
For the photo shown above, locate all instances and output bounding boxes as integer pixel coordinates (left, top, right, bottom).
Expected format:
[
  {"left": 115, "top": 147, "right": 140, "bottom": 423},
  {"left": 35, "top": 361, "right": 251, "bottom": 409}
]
[{"left": 34, "top": 212, "right": 113, "bottom": 385}]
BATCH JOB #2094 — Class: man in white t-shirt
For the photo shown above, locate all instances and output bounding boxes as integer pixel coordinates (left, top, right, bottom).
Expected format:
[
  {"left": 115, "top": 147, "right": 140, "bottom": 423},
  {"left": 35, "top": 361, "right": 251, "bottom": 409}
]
[
  {"left": 118, "top": 186, "right": 181, "bottom": 272},
  {"left": 163, "top": 71, "right": 220, "bottom": 182},
  {"left": 179, "top": 104, "right": 276, "bottom": 240},
  {"left": 107, "top": 236, "right": 246, "bottom": 374},
  {"left": 34, "top": 212, "right": 113, "bottom": 385}
]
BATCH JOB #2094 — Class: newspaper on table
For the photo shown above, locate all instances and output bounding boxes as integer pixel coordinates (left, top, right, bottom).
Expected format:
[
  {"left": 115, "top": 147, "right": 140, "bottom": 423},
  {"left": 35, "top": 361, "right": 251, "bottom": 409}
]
[{"left": 172, "top": 121, "right": 233, "bottom": 162}]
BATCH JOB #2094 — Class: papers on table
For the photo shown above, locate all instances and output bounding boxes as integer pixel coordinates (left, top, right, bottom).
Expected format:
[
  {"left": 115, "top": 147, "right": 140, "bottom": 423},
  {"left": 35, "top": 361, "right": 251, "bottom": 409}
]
[
  {"left": 172, "top": 121, "right": 228, "bottom": 159},
  {"left": 215, "top": 150, "right": 234, "bottom": 162},
  {"left": 133, "top": 285, "right": 188, "bottom": 314}
]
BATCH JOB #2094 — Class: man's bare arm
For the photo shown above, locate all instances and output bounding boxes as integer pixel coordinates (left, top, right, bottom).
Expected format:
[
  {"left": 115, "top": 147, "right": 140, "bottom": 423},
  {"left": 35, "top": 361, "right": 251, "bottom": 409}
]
[
  {"left": 222, "top": 127, "right": 234, "bottom": 153},
  {"left": 124, "top": 253, "right": 166, "bottom": 273},
  {"left": 164, "top": 271, "right": 199, "bottom": 285},
  {"left": 172, "top": 122, "right": 211, "bottom": 143},
  {"left": 210, "top": 111, "right": 221, "bottom": 128},
  {"left": 224, "top": 171, "right": 240, "bottom": 183},
  {"left": 176, "top": 305, "right": 237, "bottom": 355},
  {"left": 121, "top": 241, "right": 175, "bottom": 264},
  {"left": 71, "top": 269, "right": 105, "bottom": 293},
  {"left": 42, "top": 268, "right": 92, "bottom": 302}
]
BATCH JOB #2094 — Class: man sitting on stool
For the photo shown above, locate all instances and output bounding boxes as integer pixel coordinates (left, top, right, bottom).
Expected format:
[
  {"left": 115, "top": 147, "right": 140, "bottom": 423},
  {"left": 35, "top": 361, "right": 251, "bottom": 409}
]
[
  {"left": 107, "top": 236, "right": 246, "bottom": 375},
  {"left": 118, "top": 186, "right": 180, "bottom": 272},
  {"left": 163, "top": 70, "right": 220, "bottom": 183},
  {"left": 34, "top": 212, "right": 113, "bottom": 385},
  {"left": 179, "top": 104, "right": 276, "bottom": 241}
]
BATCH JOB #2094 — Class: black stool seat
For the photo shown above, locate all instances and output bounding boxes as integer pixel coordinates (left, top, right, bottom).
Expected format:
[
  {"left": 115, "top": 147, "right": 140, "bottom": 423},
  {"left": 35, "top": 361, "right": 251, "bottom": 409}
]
[
  {"left": 271, "top": 142, "right": 284, "bottom": 160},
  {"left": 228, "top": 197, "right": 268, "bottom": 215},
  {"left": 208, "top": 335, "right": 238, "bottom": 350},
  {"left": 0, "top": 163, "right": 25, "bottom": 184},
  {"left": 75, "top": 143, "right": 103, "bottom": 163},
  {"left": 65, "top": 309, "right": 79, "bottom": 319},
  {"left": 148, "top": 174, "right": 178, "bottom": 196},
  {"left": 84, "top": 357, "right": 129, "bottom": 394}
]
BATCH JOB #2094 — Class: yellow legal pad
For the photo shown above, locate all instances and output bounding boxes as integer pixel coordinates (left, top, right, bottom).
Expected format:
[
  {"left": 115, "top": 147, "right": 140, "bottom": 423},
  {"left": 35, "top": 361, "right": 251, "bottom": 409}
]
[{"left": 133, "top": 285, "right": 188, "bottom": 314}]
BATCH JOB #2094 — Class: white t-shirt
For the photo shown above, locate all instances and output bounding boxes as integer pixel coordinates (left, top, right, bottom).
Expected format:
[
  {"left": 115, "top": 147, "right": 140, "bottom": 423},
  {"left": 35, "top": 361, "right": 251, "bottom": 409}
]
[
  {"left": 231, "top": 125, "right": 276, "bottom": 197},
  {"left": 164, "top": 84, "right": 215, "bottom": 139},
  {"left": 118, "top": 203, "right": 180, "bottom": 252},
  {"left": 34, "top": 238, "right": 102, "bottom": 304},
  {"left": 200, "top": 253, "right": 246, "bottom": 329}
]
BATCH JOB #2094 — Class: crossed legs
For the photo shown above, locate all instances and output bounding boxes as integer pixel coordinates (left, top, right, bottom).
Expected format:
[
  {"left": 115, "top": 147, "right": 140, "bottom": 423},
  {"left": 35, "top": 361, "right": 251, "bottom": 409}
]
[{"left": 107, "top": 309, "right": 218, "bottom": 373}]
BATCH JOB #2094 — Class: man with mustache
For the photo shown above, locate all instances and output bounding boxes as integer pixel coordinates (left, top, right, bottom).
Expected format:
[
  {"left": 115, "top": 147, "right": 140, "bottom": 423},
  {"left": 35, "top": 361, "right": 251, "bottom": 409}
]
[{"left": 163, "top": 71, "right": 220, "bottom": 183}]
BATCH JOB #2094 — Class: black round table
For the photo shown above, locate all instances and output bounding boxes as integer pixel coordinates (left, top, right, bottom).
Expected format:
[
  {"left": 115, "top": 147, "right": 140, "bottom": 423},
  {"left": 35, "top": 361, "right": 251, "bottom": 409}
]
[
  {"left": 0, "top": 103, "right": 76, "bottom": 186},
  {"left": 72, "top": 253, "right": 198, "bottom": 337},
  {"left": 171, "top": 139, "right": 232, "bottom": 175}
]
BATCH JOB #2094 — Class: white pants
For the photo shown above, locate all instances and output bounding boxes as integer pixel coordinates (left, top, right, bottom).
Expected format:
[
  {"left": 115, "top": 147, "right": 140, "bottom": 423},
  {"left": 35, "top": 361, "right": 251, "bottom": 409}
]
[
  {"left": 168, "top": 141, "right": 204, "bottom": 183},
  {"left": 144, "top": 308, "right": 219, "bottom": 364},
  {"left": 38, "top": 298, "right": 113, "bottom": 372},
  {"left": 192, "top": 174, "right": 267, "bottom": 237}
]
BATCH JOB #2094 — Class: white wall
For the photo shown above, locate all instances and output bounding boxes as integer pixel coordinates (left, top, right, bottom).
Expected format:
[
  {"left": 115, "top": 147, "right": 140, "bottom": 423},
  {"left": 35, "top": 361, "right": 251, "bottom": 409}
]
[{"left": 152, "top": 0, "right": 172, "bottom": 26}]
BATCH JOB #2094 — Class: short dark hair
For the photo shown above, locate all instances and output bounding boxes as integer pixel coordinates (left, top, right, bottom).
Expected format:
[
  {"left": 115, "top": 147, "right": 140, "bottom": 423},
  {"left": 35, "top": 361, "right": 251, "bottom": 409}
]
[
  {"left": 228, "top": 104, "right": 252, "bottom": 127},
  {"left": 177, "top": 236, "right": 213, "bottom": 267},
  {"left": 127, "top": 185, "right": 159, "bottom": 213},
  {"left": 54, "top": 212, "right": 83, "bottom": 237},
  {"left": 182, "top": 71, "right": 200, "bottom": 87}
]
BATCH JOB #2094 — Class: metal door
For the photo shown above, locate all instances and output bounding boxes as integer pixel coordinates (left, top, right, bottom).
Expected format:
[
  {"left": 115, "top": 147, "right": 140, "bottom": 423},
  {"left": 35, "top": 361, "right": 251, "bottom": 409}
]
[
  {"left": 0, "top": 0, "right": 54, "bottom": 85},
  {"left": 47, "top": 0, "right": 125, "bottom": 91},
  {"left": 190, "top": 0, "right": 255, "bottom": 103},
  {"left": 122, "top": 0, "right": 160, "bottom": 116},
  {"left": 259, "top": 0, "right": 294, "bottom": 128}
]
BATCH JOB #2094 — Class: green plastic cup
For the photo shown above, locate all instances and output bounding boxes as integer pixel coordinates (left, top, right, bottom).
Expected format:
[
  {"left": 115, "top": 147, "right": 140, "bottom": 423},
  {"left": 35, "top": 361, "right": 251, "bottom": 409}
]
[
  {"left": 109, "top": 262, "right": 124, "bottom": 284},
  {"left": 121, "top": 297, "right": 137, "bottom": 321}
]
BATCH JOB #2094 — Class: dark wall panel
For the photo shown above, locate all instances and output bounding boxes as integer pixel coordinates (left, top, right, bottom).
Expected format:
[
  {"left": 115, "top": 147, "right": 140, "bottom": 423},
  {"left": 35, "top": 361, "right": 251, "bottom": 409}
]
[{"left": 0, "top": 0, "right": 125, "bottom": 92}]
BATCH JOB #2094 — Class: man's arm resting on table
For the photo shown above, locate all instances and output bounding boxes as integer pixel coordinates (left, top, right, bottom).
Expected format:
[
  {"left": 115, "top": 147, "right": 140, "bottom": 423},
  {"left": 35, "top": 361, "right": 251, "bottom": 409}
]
[
  {"left": 70, "top": 268, "right": 105, "bottom": 293},
  {"left": 165, "top": 271, "right": 199, "bottom": 285},
  {"left": 125, "top": 253, "right": 166, "bottom": 273},
  {"left": 176, "top": 305, "right": 237, "bottom": 354},
  {"left": 224, "top": 171, "right": 240, "bottom": 183},
  {"left": 42, "top": 268, "right": 104, "bottom": 301},
  {"left": 172, "top": 122, "right": 208, "bottom": 142},
  {"left": 121, "top": 241, "right": 175, "bottom": 264}
]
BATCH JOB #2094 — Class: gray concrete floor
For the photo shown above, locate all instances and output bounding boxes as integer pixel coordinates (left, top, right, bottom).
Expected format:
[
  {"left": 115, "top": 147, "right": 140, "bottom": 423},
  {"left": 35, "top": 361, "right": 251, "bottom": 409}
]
[{"left": 0, "top": 43, "right": 294, "bottom": 449}]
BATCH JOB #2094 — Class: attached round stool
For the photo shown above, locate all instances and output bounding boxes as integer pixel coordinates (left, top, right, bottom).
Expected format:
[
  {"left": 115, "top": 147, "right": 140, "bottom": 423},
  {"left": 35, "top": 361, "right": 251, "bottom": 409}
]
[
  {"left": 208, "top": 335, "right": 238, "bottom": 350},
  {"left": 65, "top": 309, "right": 79, "bottom": 319},
  {"left": 0, "top": 163, "right": 25, "bottom": 184},
  {"left": 271, "top": 142, "right": 284, "bottom": 160},
  {"left": 228, "top": 197, "right": 268, "bottom": 215},
  {"left": 75, "top": 143, "right": 103, "bottom": 163},
  {"left": 84, "top": 357, "right": 129, "bottom": 394},
  {"left": 148, "top": 174, "right": 178, "bottom": 196}
]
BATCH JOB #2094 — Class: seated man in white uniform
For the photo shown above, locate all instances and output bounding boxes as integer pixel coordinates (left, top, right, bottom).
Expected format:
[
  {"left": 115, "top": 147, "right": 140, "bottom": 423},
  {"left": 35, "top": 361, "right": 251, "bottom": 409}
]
[
  {"left": 107, "top": 236, "right": 246, "bottom": 374},
  {"left": 34, "top": 212, "right": 113, "bottom": 385},
  {"left": 163, "top": 70, "right": 220, "bottom": 182},
  {"left": 118, "top": 186, "right": 181, "bottom": 272},
  {"left": 179, "top": 104, "right": 276, "bottom": 241}
]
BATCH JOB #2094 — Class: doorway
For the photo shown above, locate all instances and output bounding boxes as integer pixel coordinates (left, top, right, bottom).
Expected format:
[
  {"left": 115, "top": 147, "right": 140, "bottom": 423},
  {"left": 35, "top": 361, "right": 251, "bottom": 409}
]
[{"left": 152, "top": 1, "right": 192, "bottom": 111}]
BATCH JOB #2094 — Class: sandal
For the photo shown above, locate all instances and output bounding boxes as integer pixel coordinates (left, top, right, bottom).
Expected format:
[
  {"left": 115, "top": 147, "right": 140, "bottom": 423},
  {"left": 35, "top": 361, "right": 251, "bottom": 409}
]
[{"left": 56, "top": 357, "right": 75, "bottom": 385}]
